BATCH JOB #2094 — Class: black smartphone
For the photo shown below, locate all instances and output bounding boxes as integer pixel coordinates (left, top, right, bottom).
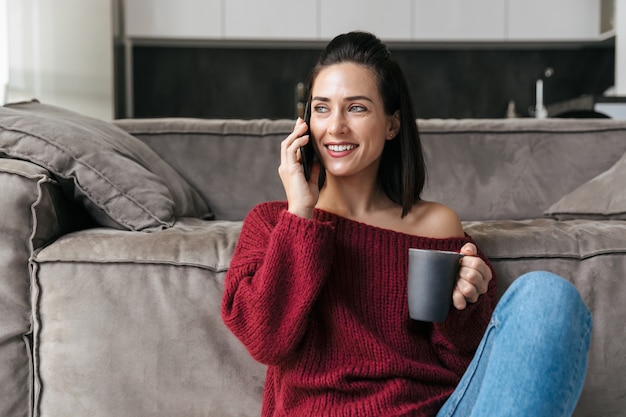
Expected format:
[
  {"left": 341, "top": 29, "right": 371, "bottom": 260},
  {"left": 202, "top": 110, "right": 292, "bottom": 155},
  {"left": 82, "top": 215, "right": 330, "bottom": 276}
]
[{"left": 300, "top": 101, "right": 316, "bottom": 181}]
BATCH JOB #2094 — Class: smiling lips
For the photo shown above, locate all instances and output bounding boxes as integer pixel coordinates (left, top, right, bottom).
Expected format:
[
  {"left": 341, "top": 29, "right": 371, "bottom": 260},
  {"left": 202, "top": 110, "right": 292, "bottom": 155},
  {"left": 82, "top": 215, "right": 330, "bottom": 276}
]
[{"left": 326, "top": 144, "right": 358, "bottom": 154}]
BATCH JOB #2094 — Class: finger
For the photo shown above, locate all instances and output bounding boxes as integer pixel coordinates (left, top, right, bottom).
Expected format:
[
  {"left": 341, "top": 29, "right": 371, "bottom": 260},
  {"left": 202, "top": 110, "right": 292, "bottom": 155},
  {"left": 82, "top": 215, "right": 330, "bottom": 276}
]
[
  {"left": 456, "top": 276, "right": 480, "bottom": 303},
  {"left": 281, "top": 132, "right": 309, "bottom": 164},
  {"left": 459, "top": 243, "right": 493, "bottom": 282},
  {"left": 452, "top": 287, "right": 468, "bottom": 310},
  {"left": 291, "top": 146, "right": 300, "bottom": 164},
  {"left": 460, "top": 242, "right": 477, "bottom": 256},
  {"left": 293, "top": 117, "right": 309, "bottom": 137},
  {"left": 291, "top": 135, "right": 310, "bottom": 162},
  {"left": 459, "top": 265, "right": 489, "bottom": 297},
  {"left": 283, "top": 118, "right": 308, "bottom": 145},
  {"left": 459, "top": 256, "right": 493, "bottom": 290}
]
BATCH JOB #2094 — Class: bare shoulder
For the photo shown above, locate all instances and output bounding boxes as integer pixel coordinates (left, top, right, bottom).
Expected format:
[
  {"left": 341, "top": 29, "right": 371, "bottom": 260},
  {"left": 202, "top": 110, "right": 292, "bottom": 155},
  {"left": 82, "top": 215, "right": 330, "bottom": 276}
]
[{"left": 403, "top": 200, "right": 464, "bottom": 239}]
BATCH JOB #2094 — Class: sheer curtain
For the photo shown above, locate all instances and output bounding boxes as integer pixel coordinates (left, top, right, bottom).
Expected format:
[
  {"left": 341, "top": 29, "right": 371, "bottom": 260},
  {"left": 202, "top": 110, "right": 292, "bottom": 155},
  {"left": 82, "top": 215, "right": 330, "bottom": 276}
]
[
  {"left": 3, "top": 0, "right": 114, "bottom": 120},
  {"left": 1, "top": 0, "right": 8, "bottom": 103}
]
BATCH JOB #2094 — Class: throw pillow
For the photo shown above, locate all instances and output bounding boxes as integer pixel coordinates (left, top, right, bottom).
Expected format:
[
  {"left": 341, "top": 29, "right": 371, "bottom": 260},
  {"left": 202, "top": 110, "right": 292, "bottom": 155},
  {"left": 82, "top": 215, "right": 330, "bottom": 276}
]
[
  {"left": 0, "top": 100, "right": 213, "bottom": 231},
  {"left": 545, "top": 149, "right": 626, "bottom": 220}
]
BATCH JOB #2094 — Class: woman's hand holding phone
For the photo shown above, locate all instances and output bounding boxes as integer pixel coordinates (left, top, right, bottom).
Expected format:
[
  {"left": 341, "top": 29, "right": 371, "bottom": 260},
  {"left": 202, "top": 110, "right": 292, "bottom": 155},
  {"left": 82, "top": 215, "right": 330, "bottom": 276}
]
[{"left": 278, "top": 117, "right": 320, "bottom": 219}]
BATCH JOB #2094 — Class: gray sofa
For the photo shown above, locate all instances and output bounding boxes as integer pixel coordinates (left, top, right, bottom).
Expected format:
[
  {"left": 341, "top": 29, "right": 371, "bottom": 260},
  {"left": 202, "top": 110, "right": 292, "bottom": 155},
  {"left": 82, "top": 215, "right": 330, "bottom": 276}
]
[{"left": 1, "top": 100, "right": 626, "bottom": 417}]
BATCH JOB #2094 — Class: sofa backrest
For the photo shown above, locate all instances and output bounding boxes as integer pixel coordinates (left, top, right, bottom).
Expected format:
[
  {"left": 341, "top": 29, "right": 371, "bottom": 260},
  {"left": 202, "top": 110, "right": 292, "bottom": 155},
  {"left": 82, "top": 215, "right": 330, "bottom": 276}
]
[
  {"left": 418, "top": 118, "right": 626, "bottom": 220},
  {"left": 115, "top": 118, "right": 291, "bottom": 221},
  {"left": 115, "top": 118, "right": 626, "bottom": 222}
]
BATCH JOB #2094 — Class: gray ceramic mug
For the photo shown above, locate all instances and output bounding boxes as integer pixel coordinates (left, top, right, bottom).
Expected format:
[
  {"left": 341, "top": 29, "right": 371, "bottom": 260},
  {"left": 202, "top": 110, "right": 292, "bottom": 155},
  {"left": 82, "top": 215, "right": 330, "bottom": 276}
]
[{"left": 407, "top": 248, "right": 464, "bottom": 322}]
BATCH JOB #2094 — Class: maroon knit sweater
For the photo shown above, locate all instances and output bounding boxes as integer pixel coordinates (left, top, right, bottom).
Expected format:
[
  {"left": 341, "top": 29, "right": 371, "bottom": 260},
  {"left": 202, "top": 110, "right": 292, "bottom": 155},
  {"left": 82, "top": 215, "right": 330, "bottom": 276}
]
[{"left": 222, "top": 202, "right": 497, "bottom": 417}]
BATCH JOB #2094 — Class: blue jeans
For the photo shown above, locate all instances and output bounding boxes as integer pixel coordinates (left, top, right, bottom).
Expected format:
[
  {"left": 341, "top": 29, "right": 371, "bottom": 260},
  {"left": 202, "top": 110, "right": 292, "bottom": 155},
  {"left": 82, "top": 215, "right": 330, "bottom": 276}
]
[{"left": 437, "top": 271, "right": 592, "bottom": 417}]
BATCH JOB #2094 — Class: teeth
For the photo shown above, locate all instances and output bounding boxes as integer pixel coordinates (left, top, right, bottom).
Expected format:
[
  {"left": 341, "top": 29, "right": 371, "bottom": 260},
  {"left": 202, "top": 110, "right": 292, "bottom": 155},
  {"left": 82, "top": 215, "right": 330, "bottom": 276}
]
[{"left": 327, "top": 144, "right": 357, "bottom": 152}]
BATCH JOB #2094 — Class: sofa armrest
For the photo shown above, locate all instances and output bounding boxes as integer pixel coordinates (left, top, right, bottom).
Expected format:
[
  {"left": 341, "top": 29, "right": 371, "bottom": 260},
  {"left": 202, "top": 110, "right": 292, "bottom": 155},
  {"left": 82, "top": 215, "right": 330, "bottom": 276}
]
[
  {"left": 0, "top": 157, "right": 91, "bottom": 417},
  {"left": 1, "top": 158, "right": 91, "bottom": 250}
]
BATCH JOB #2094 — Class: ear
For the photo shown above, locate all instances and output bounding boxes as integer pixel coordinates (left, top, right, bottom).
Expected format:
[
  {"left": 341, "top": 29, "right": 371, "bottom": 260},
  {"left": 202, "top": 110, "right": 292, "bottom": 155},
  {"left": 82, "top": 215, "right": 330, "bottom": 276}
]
[{"left": 386, "top": 110, "right": 401, "bottom": 140}]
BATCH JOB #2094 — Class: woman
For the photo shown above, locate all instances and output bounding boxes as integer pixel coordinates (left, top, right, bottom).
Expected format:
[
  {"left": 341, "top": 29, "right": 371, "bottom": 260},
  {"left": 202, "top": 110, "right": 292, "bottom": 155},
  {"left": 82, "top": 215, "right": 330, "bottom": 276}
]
[{"left": 222, "top": 31, "right": 591, "bottom": 417}]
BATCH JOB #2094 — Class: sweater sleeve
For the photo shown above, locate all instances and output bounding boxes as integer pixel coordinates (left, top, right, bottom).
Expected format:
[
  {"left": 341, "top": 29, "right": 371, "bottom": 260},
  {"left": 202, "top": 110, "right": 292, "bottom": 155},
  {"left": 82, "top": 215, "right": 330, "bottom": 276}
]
[
  {"left": 430, "top": 236, "right": 498, "bottom": 374},
  {"left": 221, "top": 203, "right": 336, "bottom": 365}
]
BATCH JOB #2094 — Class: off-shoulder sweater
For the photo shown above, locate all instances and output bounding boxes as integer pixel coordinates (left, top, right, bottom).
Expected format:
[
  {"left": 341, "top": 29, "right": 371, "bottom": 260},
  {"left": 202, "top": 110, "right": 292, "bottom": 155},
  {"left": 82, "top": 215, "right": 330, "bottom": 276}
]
[{"left": 222, "top": 201, "right": 497, "bottom": 417}]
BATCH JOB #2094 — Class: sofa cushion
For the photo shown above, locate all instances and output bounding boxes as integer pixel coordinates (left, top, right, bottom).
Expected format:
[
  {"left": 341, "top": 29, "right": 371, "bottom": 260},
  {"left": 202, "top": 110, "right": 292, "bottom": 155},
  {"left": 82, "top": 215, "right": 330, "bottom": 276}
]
[
  {"left": 0, "top": 101, "right": 212, "bottom": 231},
  {"left": 31, "top": 219, "right": 265, "bottom": 417},
  {"left": 545, "top": 149, "right": 626, "bottom": 220},
  {"left": 464, "top": 218, "right": 626, "bottom": 417}
]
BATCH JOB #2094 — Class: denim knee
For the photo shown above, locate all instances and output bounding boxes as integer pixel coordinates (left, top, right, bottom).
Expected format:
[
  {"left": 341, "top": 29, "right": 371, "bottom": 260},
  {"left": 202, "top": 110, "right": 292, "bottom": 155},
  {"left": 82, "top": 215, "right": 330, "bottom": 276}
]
[{"left": 497, "top": 271, "right": 592, "bottom": 340}]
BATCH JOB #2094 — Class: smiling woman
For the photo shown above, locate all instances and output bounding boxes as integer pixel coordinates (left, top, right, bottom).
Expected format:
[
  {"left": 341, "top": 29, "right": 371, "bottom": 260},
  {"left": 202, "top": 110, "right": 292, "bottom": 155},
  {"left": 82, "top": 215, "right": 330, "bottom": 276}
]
[{"left": 221, "top": 31, "right": 591, "bottom": 417}]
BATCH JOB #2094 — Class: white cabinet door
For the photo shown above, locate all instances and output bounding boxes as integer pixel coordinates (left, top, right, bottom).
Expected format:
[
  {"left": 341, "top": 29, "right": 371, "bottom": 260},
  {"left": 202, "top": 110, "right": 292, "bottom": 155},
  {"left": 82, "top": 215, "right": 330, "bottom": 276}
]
[
  {"left": 319, "top": 0, "right": 412, "bottom": 41},
  {"left": 413, "top": 0, "right": 506, "bottom": 41},
  {"left": 125, "top": 0, "right": 222, "bottom": 39},
  {"left": 122, "top": 0, "right": 606, "bottom": 43},
  {"left": 507, "top": 0, "right": 601, "bottom": 40},
  {"left": 224, "top": 0, "right": 317, "bottom": 40}
]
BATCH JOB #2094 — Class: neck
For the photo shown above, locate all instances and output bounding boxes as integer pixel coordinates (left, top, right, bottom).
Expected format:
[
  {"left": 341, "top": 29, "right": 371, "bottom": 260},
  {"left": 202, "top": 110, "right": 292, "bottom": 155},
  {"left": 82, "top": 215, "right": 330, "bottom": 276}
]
[{"left": 316, "top": 174, "right": 393, "bottom": 219}]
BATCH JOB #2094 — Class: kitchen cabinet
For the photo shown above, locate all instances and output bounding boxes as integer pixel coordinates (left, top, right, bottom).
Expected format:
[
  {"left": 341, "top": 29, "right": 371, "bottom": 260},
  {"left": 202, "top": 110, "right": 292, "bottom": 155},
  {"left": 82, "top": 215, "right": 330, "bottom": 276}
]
[
  {"left": 224, "top": 0, "right": 317, "bottom": 40},
  {"left": 125, "top": 0, "right": 222, "bottom": 39},
  {"left": 319, "top": 0, "right": 412, "bottom": 41},
  {"left": 122, "top": 0, "right": 610, "bottom": 43},
  {"left": 507, "top": 0, "right": 602, "bottom": 41},
  {"left": 413, "top": 0, "right": 505, "bottom": 41}
]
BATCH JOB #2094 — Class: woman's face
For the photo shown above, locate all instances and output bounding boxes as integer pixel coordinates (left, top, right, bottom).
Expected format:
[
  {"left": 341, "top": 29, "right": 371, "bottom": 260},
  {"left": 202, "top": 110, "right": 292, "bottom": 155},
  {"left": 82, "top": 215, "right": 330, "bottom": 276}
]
[{"left": 309, "top": 62, "right": 399, "bottom": 181}]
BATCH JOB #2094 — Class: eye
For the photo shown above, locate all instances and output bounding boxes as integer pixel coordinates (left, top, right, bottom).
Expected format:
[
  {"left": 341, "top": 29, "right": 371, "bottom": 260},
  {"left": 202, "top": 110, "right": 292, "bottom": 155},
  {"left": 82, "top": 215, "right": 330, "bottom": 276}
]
[
  {"left": 349, "top": 105, "right": 367, "bottom": 113},
  {"left": 314, "top": 105, "right": 329, "bottom": 113}
]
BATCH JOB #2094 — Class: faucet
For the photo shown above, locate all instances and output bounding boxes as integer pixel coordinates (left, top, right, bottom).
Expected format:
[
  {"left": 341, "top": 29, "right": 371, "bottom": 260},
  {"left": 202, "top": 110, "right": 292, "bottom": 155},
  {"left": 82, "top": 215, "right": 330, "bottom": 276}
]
[{"left": 534, "top": 67, "right": 554, "bottom": 119}]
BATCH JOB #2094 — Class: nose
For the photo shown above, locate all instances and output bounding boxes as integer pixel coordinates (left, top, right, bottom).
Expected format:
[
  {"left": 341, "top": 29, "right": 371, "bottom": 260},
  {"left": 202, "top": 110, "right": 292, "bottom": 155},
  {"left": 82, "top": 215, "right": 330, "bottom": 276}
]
[{"left": 327, "top": 111, "right": 347, "bottom": 137}]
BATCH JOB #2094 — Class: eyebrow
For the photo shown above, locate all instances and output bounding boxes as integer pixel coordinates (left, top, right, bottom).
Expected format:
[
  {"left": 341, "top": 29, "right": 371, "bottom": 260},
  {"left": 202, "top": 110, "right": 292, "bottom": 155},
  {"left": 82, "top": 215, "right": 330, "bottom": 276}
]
[{"left": 312, "top": 95, "right": 375, "bottom": 104}]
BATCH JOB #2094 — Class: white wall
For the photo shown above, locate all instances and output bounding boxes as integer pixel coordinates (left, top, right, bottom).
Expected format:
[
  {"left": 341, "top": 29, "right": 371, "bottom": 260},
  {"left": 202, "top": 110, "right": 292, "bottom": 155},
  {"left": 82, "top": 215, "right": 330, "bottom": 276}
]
[{"left": 5, "top": 0, "right": 114, "bottom": 120}]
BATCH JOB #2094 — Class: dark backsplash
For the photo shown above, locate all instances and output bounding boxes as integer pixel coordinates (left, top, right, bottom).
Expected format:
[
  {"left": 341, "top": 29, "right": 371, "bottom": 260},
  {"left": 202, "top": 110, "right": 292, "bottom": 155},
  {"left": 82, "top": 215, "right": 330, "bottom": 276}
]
[{"left": 127, "top": 43, "right": 614, "bottom": 120}]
